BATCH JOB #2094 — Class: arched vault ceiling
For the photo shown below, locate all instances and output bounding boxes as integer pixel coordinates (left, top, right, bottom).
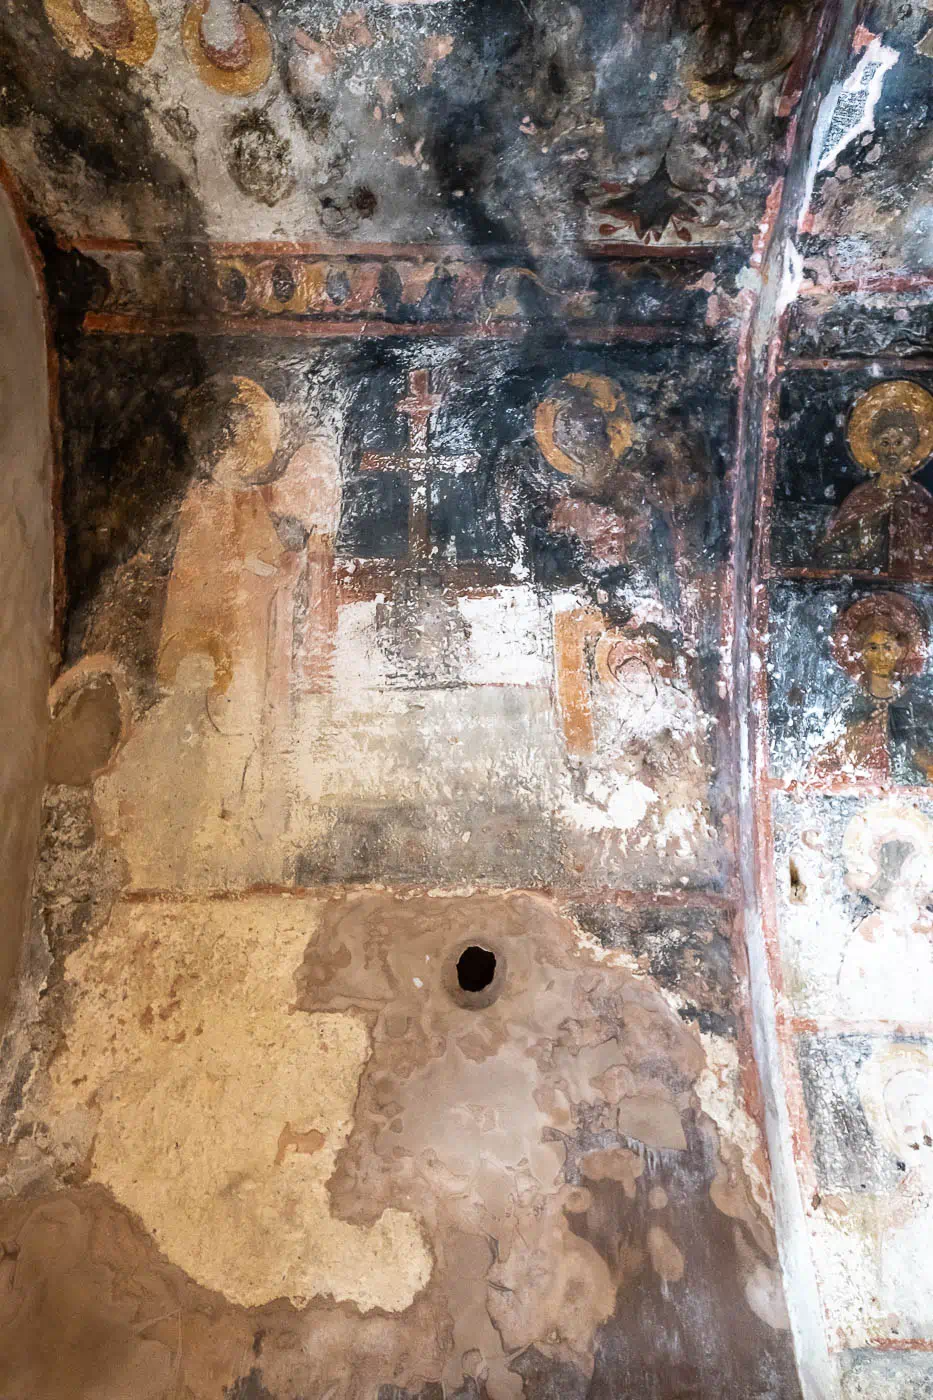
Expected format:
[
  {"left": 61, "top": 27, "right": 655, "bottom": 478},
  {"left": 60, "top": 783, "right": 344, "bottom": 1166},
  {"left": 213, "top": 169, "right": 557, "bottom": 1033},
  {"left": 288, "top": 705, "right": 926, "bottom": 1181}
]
[{"left": 0, "top": 0, "right": 812, "bottom": 250}]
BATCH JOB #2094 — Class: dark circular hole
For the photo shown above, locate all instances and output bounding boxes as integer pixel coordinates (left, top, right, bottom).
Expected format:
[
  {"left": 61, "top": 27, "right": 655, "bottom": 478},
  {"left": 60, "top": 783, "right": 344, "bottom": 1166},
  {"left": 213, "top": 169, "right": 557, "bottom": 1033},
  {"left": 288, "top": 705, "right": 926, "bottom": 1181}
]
[{"left": 456, "top": 945, "right": 497, "bottom": 994}]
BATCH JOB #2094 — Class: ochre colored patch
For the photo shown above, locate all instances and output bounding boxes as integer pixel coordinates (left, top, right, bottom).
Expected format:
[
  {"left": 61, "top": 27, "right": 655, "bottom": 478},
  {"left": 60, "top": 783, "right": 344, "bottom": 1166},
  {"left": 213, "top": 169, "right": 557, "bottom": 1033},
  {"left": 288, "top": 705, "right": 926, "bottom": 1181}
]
[{"left": 46, "top": 896, "right": 432, "bottom": 1311}]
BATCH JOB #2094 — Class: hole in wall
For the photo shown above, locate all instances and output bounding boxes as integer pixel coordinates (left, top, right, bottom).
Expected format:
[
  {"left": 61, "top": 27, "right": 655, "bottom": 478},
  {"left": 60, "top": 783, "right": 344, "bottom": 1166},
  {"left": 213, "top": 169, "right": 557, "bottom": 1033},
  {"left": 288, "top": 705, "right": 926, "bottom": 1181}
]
[
  {"left": 456, "top": 945, "right": 497, "bottom": 993},
  {"left": 47, "top": 674, "right": 123, "bottom": 786}
]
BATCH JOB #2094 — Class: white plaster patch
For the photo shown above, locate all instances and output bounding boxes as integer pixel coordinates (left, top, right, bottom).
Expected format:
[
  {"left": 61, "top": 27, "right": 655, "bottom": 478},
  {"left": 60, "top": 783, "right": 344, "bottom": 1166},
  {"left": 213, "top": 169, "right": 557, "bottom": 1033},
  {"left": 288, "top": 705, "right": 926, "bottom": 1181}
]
[
  {"left": 295, "top": 684, "right": 563, "bottom": 809},
  {"left": 566, "top": 772, "right": 658, "bottom": 832},
  {"left": 817, "top": 38, "right": 900, "bottom": 174},
  {"left": 333, "top": 586, "right": 551, "bottom": 691},
  {"left": 776, "top": 240, "right": 804, "bottom": 322},
  {"left": 458, "top": 589, "right": 552, "bottom": 686}
]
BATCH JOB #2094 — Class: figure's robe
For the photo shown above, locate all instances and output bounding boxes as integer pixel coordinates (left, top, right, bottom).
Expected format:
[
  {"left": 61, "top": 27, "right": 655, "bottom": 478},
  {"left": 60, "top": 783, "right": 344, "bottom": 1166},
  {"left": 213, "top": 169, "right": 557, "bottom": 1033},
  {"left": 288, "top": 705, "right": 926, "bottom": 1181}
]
[
  {"left": 809, "top": 691, "right": 933, "bottom": 784},
  {"left": 159, "top": 481, "right": 286, "bottom": 734},
  {"left": 96, "top": 481, "right": 290, "bottom": 887},
  {"left": 261, "top": 438, "right": 341, "bottom": 698},
  {"left": 818, "top": 479, "right": 933, "bottom": 575}
]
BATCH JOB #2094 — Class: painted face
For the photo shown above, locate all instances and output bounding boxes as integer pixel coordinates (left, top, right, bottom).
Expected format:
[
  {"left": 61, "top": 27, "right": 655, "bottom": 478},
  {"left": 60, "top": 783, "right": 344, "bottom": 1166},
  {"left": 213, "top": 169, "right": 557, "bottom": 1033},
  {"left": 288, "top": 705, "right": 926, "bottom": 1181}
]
[
  {"left": 552, "top": 396, "right": 613, "bottom": 490},
  {"left": 860, "top": 627, "right": 907, "bottom": 681},
  {"left": 884, "top": 1070, "right": 933, "bottom": 1159},
  {"left": 871, "top": 423, "right": 918, "bottom": 476},
  {"left": 606, "top": 649, "right": 655, "bottom": 698}
]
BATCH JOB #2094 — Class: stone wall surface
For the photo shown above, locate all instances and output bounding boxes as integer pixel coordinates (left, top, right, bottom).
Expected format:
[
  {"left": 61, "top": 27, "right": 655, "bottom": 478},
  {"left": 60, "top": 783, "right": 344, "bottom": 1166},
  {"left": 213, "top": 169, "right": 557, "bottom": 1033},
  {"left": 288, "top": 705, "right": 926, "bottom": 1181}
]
[
  {"left": 3, "top": 0, "right": 933, "bottom": 1396},
  {"left": 0, "top": 180, "right": 51, "bottom": 1030}
]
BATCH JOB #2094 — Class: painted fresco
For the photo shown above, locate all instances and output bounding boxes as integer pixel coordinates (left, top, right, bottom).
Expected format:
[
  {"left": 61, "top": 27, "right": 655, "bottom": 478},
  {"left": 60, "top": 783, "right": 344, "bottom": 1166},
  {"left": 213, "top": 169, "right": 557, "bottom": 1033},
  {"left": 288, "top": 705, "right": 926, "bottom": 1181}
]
[
  {"left": 0, "top": 0, "right": 816, "bottom": 1371},
  {"left": 755, "top": 9, "right": 933, "bottom": 1374},
  {"left": 0, "top": 292, "right": 803, "bottom": 1393},
  {"left": 787, "top": 286, "right": 933, "bottom": 361},
  {"left": 798, "top": 1032, "right": 933, "bottom": 1345},
  {"left": 768, "top": 583, "right": 933, "bottom": 787},
  {"left": 50, "top": 332, "right": 731, "bottom": 893},
  {"left": 15, "top": 0, "right": 933, "bottom": 1394},
  {"left": 772, "top": 371, "right": 933, "bottom": 579},
  {"left": 764, "top": 364, "right": 933, "bottom": 1374},
  {"left": 803, "top": 0, "right": 933, "bottom": 274},
  {"left": 0, "top": 0, "right": 813, "bottom": 249},
  {"left": 773, "top": 792, "right": 933, "bottom": 1021},
  {"left": 838, "top": 1349, "right": 933, "bottom": 1399}
]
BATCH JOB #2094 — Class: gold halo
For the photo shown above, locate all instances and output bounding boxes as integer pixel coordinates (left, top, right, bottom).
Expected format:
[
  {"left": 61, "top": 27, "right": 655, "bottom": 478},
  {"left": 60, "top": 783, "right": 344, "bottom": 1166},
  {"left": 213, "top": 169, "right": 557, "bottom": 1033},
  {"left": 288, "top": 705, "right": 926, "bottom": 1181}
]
[
  {"left": 44, "top": 0, "right": 156, "bottom": 64},
  {"left": 534, "top": 372, "right": 633, "bottom": 480},
  {"left": 185, "top": 375, "right": 280, "bottom": 487},
  {"left": 182, "top": 0, "right": 273, "bottom": 96},
  {"left": 847, "top": 380, "right": 933, "bottom": 475}
]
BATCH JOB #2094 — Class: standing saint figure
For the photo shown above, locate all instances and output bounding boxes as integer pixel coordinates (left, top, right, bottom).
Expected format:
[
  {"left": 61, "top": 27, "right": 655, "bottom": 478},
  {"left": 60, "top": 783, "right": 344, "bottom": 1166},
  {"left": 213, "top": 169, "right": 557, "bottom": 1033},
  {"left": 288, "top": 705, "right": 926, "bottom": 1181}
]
[
  {"left": 859, "top": 1043, "right": 933, "bottom": 1338},
  {"left": 533, "top": 372, "right": 682, "bottom": 615},
  {"left": 818, "top": 380, "right": 933, "bottom": 576},
  {"left": 96, "top": 375, "right": 294, "bottom": 886},
  {"left": 154, "top": 375, "right": 288, "bottom": 877},
  {"left": 159, "top": 375, "right": 285, "bottom": 730},
  {"left": 809, "top": 592, "right": 933, "bottom": 785}
]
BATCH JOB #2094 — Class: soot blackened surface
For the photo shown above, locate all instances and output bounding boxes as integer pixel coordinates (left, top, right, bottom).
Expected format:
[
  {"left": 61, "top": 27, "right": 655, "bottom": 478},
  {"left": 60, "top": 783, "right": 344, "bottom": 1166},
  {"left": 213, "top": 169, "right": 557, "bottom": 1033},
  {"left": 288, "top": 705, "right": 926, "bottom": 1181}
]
[
  {"left": 57, "top": 336, "right": 206, "bottom": 684},
  {"left": 572, "top": 903, "right": 738, "bottom": 1038},
  {"left": 797, "top": 1033, "right": 909, "bottom": 1195}
]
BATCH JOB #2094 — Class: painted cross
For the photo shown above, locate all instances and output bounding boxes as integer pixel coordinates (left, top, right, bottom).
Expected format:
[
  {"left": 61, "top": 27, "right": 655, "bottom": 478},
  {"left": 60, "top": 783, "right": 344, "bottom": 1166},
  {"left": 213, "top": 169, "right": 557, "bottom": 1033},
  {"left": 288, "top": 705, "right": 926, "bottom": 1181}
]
[{"left": 360, "top": 368, "right": 479, "bottom": 563}]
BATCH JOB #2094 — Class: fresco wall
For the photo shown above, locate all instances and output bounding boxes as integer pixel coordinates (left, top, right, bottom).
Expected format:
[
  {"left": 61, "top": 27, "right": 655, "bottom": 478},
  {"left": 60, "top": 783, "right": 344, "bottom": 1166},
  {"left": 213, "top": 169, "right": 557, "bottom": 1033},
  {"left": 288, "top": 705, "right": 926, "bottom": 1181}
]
[
  {"left": 751, "top": 4, "right": 933, "bottom": 1394},
  {"left": 0, "top": 256, "right": 803, "bottom": 1395},
  {"left": 8, "top": 0, "right": 933, "bottom": 1395}
]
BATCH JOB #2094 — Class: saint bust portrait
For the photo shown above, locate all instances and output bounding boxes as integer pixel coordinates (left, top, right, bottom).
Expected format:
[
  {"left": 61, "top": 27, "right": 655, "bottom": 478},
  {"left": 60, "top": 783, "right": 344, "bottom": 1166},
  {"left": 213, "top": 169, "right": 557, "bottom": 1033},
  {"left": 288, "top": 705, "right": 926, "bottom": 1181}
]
[
  {"left": 838, "top": 803, "right": 933, "bottom": 1020},
  {"left": 810, "top": 592, "right": 933, "bottom": 785},
  {"left": 818, "top": 380, "right": 933, "bottom": 577},
  {"left": 534, "top": 372, "right": 634, "bottom": 499}
]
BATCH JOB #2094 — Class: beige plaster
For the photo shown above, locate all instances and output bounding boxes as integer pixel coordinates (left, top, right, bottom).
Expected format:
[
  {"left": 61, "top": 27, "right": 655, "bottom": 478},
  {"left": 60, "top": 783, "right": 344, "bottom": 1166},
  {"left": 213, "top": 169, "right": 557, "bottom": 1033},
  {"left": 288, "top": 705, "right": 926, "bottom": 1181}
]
[{"left": 47, "top": 896, "right": 432, "bottom": 1311}]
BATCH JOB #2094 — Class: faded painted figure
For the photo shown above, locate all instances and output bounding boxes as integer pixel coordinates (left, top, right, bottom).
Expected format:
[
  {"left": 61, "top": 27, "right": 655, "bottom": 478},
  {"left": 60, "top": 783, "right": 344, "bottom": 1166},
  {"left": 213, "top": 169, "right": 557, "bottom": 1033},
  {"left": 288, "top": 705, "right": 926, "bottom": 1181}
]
[
  {"left": 838, "top": 803, "right": 933, "bottom": 1020},
  {"left": 536, "top": 371, "right": 719, "bottom": 881},
  {"left": 554, "top": 611, "right": 715, "bottom": 874},
  {"left": 810, "top": 593, "right": 933, "bottom": 785},
  {"left": 97, "top": 376, "right": 300, "bottom": 886},
  {"left": 818, "top": 381, "right": 933, "bottom": 577},
  {"left": 860, "top": 1043, "right": 933, "bottom": 1338},
  {"left": 533, "top": 371, "right": 705, "bottom": 619}
]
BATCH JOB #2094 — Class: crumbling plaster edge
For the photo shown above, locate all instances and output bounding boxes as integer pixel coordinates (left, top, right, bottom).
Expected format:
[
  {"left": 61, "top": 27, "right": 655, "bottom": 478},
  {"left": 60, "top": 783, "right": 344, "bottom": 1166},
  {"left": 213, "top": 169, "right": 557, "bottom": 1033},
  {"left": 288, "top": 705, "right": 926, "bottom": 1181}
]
[{"left": 729, "top": 3, "right": 869, "bottom": 1396}]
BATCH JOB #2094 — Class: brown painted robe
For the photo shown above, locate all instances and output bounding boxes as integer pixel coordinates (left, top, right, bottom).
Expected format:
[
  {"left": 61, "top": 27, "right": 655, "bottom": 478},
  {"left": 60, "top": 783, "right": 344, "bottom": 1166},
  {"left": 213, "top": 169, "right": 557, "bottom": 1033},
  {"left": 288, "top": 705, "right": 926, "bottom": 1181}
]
[
  {"left": 819, "top": 479, "right": 933, "bottom": 576},
  {"left": 159, "top": 481, "right": 286, "bottom": 731}
]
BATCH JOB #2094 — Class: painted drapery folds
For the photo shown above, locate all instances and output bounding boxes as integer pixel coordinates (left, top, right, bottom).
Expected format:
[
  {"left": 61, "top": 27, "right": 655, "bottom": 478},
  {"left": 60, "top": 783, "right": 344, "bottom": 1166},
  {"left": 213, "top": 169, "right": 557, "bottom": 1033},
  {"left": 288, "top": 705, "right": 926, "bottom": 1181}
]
[{"left": 51, "top": 332, "right": 732, "bottom": 895}]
